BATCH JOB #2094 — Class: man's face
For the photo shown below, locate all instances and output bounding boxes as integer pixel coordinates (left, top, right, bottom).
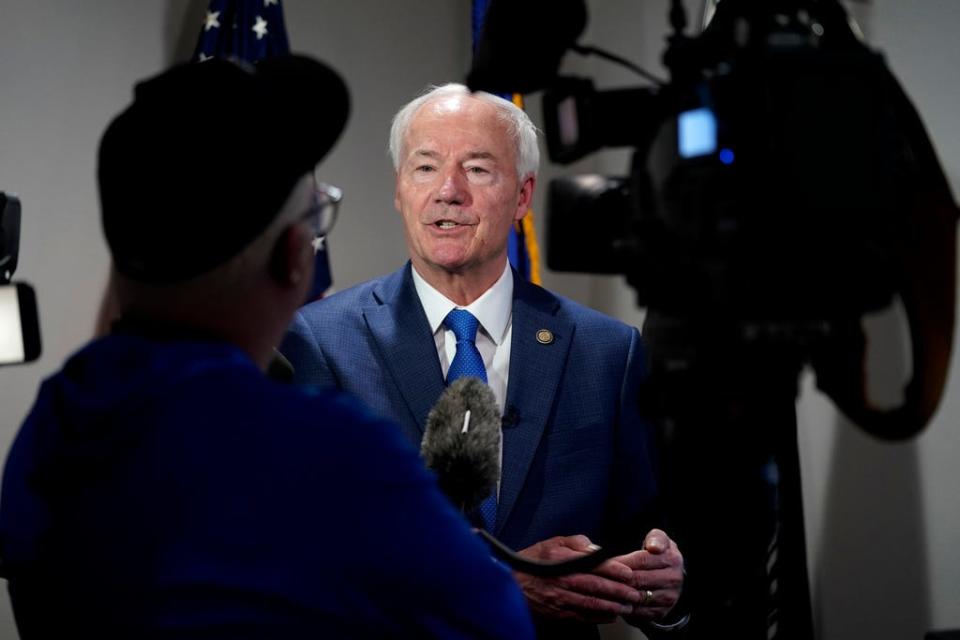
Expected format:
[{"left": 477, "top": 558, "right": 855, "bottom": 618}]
[{"left": 394, "top": 94, "right": 534, "bottom": 285}]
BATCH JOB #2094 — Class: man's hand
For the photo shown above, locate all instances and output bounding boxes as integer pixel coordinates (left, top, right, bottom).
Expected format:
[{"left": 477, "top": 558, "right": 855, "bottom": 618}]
[
  {"left": 514, "top": 535, "right": 643, "bottom": 624},
  {"left": 615, "top": 529, "right": 685, "bottom": 624}
]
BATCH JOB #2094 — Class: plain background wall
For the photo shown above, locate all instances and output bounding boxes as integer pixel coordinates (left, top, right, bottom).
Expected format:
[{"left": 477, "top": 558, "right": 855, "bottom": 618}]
[{"left": 0, "top": 1, "right": 957, "bottom": 639}]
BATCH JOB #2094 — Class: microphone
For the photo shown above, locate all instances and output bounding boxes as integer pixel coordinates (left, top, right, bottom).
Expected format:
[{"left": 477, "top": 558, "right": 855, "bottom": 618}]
[
  {"left": 466, "top": 0, "right": 588, "bottom": 94},
  {"left": 421, "top": 377, "right": 500, "bottom": 514},
  {"left": 420, "top": 377, "right": 638, "bottom": 577}
]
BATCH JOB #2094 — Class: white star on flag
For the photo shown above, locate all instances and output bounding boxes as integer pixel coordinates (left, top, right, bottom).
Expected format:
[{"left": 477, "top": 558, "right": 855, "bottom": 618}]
[
  {"left": 203, "top": 11, "right": 220, "bottom": 32},
  {"left": 264, "top": 0, "right": 278, "bottom": 6},
  {"left": 252, "top": 15, "right": 268, "bottom": 40}
]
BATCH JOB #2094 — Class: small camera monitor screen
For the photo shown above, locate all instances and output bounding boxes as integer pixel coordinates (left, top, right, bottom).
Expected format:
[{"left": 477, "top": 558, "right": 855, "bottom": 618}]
[
  {"left": 0, "top": 284, "right": 25, "bottom": 364},
  {"left": 678, "top": 107, "right": 718, "bottom": 158}
]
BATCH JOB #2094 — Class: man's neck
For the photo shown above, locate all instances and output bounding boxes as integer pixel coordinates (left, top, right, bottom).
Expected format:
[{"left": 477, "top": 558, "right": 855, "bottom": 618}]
[
  {"left": 411, "top": 260, "right": 508, "bottom": 307},
  {"left": 114, "top": 311, "right": 279, "bottom": 371},
  {"left": 117, "top": 295, "right": 292, "bottom": 372}
]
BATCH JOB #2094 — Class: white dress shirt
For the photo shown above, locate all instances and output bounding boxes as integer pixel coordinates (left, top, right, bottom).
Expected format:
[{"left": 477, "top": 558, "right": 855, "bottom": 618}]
[{"left": 411, "top": 262, "right": 513, "bottom": 415}]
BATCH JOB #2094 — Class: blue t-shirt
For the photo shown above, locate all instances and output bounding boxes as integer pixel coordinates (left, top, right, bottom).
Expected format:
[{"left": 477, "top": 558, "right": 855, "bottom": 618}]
[{"left": 0, "top": 333, "right": 533, "bottom": 639}]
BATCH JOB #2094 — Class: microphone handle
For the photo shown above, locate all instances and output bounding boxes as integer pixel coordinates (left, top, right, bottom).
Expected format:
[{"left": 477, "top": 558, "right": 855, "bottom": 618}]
[{"left": 474, "top": 529, "right": 638, "bottom": 577}]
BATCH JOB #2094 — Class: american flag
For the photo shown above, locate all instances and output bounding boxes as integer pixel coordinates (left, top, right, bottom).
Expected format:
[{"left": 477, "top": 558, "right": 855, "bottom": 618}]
[{"left": 193, "top": 0, "right": 333, "bottom": 299}]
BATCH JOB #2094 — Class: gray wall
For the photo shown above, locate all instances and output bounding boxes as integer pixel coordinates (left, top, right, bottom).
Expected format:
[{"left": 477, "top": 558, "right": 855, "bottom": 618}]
[{"left": 0, "top": 1, "right": 958, "bottom": 639}]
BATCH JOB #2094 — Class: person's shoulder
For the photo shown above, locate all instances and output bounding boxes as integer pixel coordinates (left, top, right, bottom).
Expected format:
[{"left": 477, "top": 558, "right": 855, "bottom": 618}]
[
  {"left": 294, "top": 266, "right": 405, "bottom": 324},
  {"left": 297, "top": 277, "right": 379, "bottom": 316},
  {"left": 520, "top": 279, "right": 637, "bottom": 337}
]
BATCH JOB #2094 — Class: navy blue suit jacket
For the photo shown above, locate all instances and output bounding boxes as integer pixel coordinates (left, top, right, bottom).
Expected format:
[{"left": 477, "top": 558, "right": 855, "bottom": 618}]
[{"left": 281, "top": 263, "right": 660, "bottom": 551}]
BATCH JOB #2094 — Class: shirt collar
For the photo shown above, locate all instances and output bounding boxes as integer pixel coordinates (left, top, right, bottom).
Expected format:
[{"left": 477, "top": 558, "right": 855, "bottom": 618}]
[{"left": 411, "top": 262, "right": 513, "bottom": 345}]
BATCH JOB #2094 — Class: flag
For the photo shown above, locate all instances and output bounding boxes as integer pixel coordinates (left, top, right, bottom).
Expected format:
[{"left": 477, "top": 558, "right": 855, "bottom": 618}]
[
  {"left": 471, "top": 0, "right": 542, "bottom": 285},
  {"left": 193, "top": 0, "right": 333, "bottom": 299}
]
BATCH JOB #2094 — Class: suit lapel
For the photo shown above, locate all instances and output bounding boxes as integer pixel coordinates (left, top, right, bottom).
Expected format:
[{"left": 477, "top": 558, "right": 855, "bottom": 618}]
[
  {"left": 496, "top": 277, "right": 574, "bottom": 532},
  {"left": 362, "top": 265, "right": 445, "bottom": 443}
]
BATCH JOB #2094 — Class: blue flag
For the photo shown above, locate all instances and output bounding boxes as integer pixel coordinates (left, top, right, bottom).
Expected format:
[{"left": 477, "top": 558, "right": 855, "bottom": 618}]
[
  {"left": 471, "top": 0, "right": 541, "bottom": 284},
  {"left": 193, "top": 0, "right": 333, "bottom": 299}
]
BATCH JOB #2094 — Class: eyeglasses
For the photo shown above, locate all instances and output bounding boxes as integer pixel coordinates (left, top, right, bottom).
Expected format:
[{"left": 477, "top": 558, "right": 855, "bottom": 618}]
[{"left": 304, "top": 181, "right": 342, "bottom": 241}]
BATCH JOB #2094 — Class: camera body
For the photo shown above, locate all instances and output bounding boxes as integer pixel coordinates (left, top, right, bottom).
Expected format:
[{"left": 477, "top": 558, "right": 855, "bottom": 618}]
[{"left": 544, "top": 0, "right": 909, "bottom": 328}]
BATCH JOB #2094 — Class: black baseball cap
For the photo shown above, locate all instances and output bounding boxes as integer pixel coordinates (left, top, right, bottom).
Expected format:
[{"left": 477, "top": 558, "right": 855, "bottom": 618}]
[{"left": 98, "top": 55, "right": 349, "bottom": 283}]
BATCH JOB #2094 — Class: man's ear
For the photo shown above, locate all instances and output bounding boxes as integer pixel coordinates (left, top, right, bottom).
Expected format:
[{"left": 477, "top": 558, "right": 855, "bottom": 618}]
[
  {"left": 394, "top": 173, "right": 402, "bottom": 212},
  {"left": 515, "top": 174, "right": 536, "bottom": 222},
  {"left": 269, "top": 222, "right": 314, "bottom": 287}
]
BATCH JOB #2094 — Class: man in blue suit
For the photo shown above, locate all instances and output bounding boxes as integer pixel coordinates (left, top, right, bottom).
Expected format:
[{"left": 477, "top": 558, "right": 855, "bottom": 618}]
[{"left": 281, "top": 83, "right": 687, "bottom": 637}]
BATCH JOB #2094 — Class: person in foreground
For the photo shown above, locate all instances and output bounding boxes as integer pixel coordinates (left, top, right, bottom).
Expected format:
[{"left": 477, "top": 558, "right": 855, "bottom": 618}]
[
  {"left": 0, "top": 60, "right": 533, "bottom": 639},
  {"left": 280, "top": 83, "right": 688, "bottom": 638}
]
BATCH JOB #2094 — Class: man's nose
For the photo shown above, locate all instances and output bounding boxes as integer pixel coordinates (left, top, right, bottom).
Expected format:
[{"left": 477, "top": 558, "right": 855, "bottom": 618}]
[{"left": 435, "top": 170, "right": 469, "bottom": 205}]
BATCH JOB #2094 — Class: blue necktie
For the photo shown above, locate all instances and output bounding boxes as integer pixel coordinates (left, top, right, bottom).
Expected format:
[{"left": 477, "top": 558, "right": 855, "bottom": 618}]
[{"left": 443, "top": 309, "right": 498, "bottom": 531}]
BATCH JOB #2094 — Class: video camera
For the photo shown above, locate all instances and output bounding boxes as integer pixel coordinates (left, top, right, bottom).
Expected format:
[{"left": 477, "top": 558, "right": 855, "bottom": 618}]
[
  {"left": 482, "top": 0, "right": 918, "bottom": 320},
  {"left": 470, "top": 0, "right": 958, "bottom": 438},
  {"left": 1, "top": 192, "right": 42, "bottom": 366},
  {"left": 470, "top": 3, "right": 958, "bottom": 633},
  {"left": 469, "top": 2, "right": 958, "bottom": 632}
]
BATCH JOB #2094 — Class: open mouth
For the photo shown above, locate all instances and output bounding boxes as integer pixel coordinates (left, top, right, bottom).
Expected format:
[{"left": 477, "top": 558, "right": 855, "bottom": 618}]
[{"left": 434, "top": 220, "right": 470, "bottom": 229}]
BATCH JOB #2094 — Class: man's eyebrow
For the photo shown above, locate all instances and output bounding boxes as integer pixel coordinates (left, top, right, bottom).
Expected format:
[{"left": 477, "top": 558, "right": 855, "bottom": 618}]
[
  {"left": 408, "top": 149, "right": 498, "bottom": 162},
  {"left": 464, "top": 151, "right": 495, "bottom": 161}
]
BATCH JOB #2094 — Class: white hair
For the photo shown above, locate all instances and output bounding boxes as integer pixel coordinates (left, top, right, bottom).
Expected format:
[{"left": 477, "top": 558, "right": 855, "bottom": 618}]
[{"left": 388, "top": 83, "right": 540, "bottom": 180}]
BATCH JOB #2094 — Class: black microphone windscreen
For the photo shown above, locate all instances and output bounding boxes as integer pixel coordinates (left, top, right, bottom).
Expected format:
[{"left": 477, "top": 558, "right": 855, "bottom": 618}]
[
  {"left": 467, "top": 0, "right": 588, "bottom": 94},
  {"left": 421, "top": 377, "right": 500, "bottom": 513}
]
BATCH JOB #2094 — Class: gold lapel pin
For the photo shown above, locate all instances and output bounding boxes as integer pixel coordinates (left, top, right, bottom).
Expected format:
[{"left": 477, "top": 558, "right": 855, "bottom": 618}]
[{"left": 536, "top": 329, "right": 554, "bottom": 345}]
